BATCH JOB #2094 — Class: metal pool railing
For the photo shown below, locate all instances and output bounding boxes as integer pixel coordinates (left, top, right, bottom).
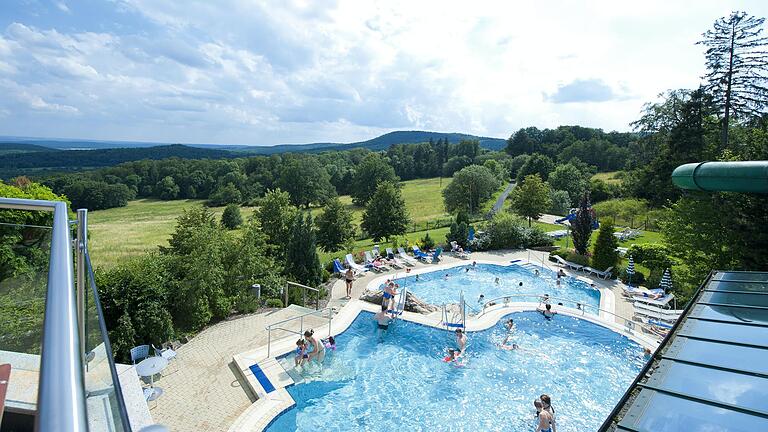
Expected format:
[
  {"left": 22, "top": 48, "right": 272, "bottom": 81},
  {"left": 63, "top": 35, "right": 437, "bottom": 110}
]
[
  {"left": 265, "top": 307, "right": 335, "bottom": 357},
  {"left": 473, "top": 293, "right": 662, "bottom": 339}
]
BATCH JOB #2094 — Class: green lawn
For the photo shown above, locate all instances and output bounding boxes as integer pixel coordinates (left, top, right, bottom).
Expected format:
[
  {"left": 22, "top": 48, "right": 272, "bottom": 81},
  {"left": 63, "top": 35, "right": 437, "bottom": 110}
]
[
  {"left": 591, "top": 171, "right": 623, "bottom": 185},
  {"left": 88, "top": 199, "right": 256, "bottom": 268},
  {"left": 88, "top": 177, "right": 463, "bottom": 268}
]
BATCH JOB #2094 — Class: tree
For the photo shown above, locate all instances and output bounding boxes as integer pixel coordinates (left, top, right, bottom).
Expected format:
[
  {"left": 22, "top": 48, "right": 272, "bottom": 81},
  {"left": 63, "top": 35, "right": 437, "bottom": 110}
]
[
  {"left": 446, "top": 211, "right": 470, "bottom": 248},
  {"left": 361, "top": 182, "right": 409, "bottom": 242},
  {"left": 508, "top": 154, "right": 530, "bottom": 179},
  {"left": 509, "top": 174, "right": 551, "bottom": 227},
  {"left": 547, "top": 163, "right": 590, "bottom": 206},
  {"left": 315, "top": 198, "right": 355, "bottom": 252},
  {"left": 255, "top": 189, "right": 297, "bottom": 257},
  {"left": 516, "top": 153, "right": 555, "bottom": 183},
  {"left": 155, "top": 176, "right": 180, "bottom": 200},
  {"left": 571, "top": 193, "right": 594, "bottom": 255},
  {"left": 549, "top": 189, "right": 571, "bottom": 215},
  {"left": 351, "top": 153, "right": 398, "bottom": 206},
  {"left": 221, "top": 204, "right": 243, "bottom": 230},
  {"left": 276, "top": 157, "right": 335, "bottom": 208},
  {"left": 591, "top": 220, "right": 619, "bottom": 272},
  {"left": 698, "top": 11, "right": 768, "bottom": 149},
  {"left": 208, "top": 183, "right": 242, "bottom": 206},
  {"left": 442, "top": 156, "right": 473, "bottom": 177},
  {"left": 442, "top": 165, "right": 501, "bottom": 214},
  {"left": 420, "top": 232, "right": 435, "bottom": 250},
  {"left": 285, "top": 212, "right": 323, "bottom": 288}
]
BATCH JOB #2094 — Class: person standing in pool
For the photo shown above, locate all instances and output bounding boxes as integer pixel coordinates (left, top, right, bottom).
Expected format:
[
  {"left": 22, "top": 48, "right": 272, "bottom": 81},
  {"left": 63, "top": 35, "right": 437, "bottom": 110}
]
[
  {"left": 538, "top": 303, "right": 557, "bottom": 319},
  {"left": 455, "top": 328, "right": 467, "bottom": 356},
  {"left": 374, "top": 303, "right": 392, "bottom": 333},
  {"left": 502, "top": 318, "right": 516, "bottom": 344},
  {"left": 534, "top": 399, "right": 554, "bottom": 432},
  {"left": 539, "top": 394, "right": 557, "bottom": 432},
  {"left": 382, "top": 282, "right": 398, "bottom": 313},
  {"left": 304, "top": 329, "right": 325, "bottom": 363},
  {"left": 344, "top": 268, "right": 354, "bottom": 299}
]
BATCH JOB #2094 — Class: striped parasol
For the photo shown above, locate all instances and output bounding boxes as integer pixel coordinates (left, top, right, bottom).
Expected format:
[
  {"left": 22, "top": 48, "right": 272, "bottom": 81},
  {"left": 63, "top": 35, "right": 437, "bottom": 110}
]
[
  {"left": 626, "top": 255, "right": 635, "bottom": 275},
  {"left": 660, "top": 268, "right": 672, "bottom": 291}
]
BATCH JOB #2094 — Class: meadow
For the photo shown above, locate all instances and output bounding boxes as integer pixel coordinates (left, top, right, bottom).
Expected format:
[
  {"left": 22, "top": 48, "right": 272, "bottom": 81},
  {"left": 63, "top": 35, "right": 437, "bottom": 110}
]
[{"left": 89, "top": 177, "right": 454, "bottom": 268}]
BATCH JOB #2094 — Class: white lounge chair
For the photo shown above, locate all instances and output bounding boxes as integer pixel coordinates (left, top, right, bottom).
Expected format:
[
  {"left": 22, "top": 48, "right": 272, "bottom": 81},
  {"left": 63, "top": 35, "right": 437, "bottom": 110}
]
[
  {"left": 553, "top": 255, "right": 584, "bottom": 271},
  {"left": 364, "top": 251, "right": 391, "bottom": 272},
  {"left": 585, "top": 266, "right": 613, "bottom": 279},
  {"left": 633, "top": 292, "right": 675, "bottom": 308},
  {"left": 397, "top": 247, "right": 417, "bottom": 265},
  {"left": 385, "top": 248, "right": 407, "bottom": 268},
  {"left": 633, "top": 303, "right": 683, "bottom": 324},
  {"left": 345, "top": 254, "right": 368, "bottom": 274},
  {"left": 450, "top": 241, "right": 470, "bottom": 259}
]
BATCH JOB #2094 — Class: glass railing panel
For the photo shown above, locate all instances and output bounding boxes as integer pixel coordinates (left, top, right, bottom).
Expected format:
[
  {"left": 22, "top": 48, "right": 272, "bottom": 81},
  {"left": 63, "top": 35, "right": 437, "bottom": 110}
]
[
  {"left": 0, "top": 217, "right": 52, "bottom": 413},
  {"left": 83, "top": 252, "right": 130, "bottom": 432}
]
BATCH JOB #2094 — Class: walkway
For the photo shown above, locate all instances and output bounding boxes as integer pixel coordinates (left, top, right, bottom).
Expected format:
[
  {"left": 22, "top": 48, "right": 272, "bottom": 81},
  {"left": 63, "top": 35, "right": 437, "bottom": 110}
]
[{"left": 486, "top": 181, "right": 515, "bottom": 218}]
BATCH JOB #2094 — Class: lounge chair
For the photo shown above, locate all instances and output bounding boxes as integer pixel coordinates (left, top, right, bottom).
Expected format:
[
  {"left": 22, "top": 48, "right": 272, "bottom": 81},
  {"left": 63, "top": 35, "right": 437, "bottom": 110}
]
[
  {"left": 386, "top": 248, "right": 407, "bottom": 268},
  {"left": 553, "top": 255, "right": 584, "bottom": 271},
  {"left": 364, "top": 251, "right": 390, "bottom": 272},
  {"left": 585, "top": 266, "right": 613, "bottom": 279},
  {"left": 153, "top": 344, "right": 177, "bottom": 361},
  {"left": 412, "top": 245, "right": 431, "bottom": 263},
  {"left": 633, "top": 292, "right": 675, "bottom": 308},
  {"left": 450, "top": 241, "right": 469, "bottom": 259},
  {"left": 332, "top": 259, "right": 346, "bottom": 275},
  {"left": 397, "top": 247, "right": 417, "bottom": 265},
  {"left": 345, "top": 254, "right": 368, "bottom": 274},
  {"left": 430, "top": 247, "right": 442, "bottom": 263},
  {"left": 634, "top": 303, "right": 683, "bottom": 323}
]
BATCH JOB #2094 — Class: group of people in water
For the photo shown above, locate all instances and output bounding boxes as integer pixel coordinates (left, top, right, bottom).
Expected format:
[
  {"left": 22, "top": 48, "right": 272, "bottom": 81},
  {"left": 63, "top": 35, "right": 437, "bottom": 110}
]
[{"left": 294, "top": 330, "right": 336, "bottom": 367}]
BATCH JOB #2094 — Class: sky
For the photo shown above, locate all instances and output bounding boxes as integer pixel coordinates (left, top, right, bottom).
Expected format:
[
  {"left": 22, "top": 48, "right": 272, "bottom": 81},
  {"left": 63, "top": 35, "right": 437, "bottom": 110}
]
[{"left": 1, "top": 0, "right": 767, "bottom": 146}]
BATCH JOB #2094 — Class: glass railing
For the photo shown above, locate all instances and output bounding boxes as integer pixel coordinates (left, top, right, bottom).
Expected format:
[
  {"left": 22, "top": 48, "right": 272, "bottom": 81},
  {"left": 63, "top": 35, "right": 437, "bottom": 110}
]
[{"left": 0, "top": 198, "right": 133, "bottom": 431}]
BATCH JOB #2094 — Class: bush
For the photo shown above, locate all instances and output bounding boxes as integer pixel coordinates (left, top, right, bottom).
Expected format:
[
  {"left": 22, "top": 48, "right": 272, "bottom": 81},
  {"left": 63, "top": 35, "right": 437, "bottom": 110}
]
[
  {"left": 565, "top": 252, "right": 590, "bottom": 266},
  {"left": 522, "top": 227, "right": 554, "bottom": 248},
  {"left": 421, "top": 232, "right": 435, "bottom": 250},
  {"left": 265, "top": 298, "right": 283, "bottom": 308},
  {"left": 482, "top": 212, "right": 552, "bottom": 250},
  {"left": 221, "top": 204, "right": 243, "bottom": 230},
  {"left": 321, "top": 268, "right": 330, "bottom": 283},
  {"left": 592, "top": 220, "right": 619, "bottom": 272}
]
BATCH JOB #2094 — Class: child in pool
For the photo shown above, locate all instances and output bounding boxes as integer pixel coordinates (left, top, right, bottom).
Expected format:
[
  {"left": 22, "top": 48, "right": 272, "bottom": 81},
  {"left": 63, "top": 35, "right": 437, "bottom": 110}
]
[
  {"left": 294, "top": 339, "right": 308, "bottom": 366},
  {"left": 322, "top": 336, "right": 337, "bottom": 350},
  {"left": 443, "top": 348, "right": 464, "bottom": 366}
]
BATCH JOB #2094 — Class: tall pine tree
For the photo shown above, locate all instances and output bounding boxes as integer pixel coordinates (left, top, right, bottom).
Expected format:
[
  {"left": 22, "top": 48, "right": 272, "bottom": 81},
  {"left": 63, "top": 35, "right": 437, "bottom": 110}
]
[
  {"left": 571, "top": 192, "right": 593, "bottom": 256},
  {"left": 285, "top": 212, "right": 323, "bottom": 288},
  {"left": 698, "top": 11, "right": 768, "bottom": 149}
]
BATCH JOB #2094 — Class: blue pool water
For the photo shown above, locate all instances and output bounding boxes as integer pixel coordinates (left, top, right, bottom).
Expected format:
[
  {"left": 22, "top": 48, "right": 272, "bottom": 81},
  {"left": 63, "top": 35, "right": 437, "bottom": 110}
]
[
  {"left": 392, "top": 263, "right": 600, "bottom": 312},
  {"left": 267, "top": 311, "right": 644, "bottom": 432}
]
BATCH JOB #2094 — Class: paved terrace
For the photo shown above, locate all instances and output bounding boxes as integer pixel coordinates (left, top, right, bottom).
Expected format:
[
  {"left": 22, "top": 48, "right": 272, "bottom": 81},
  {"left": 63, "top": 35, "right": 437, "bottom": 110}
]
[{"left": 148, "top": 249, "right": 636, "bottom": 432}]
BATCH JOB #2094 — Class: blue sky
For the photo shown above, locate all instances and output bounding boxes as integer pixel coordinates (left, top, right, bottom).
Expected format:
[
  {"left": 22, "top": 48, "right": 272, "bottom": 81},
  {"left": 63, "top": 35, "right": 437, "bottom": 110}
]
[{"left": 1, "top": 0, "right": 767, "bottom": 145}]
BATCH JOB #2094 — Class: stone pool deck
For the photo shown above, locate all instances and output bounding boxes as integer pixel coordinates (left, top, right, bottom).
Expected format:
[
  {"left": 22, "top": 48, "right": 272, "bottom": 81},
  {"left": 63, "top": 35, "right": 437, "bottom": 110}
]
[{"left": 149, "top": 249, "right": 641, "bottom": 431}]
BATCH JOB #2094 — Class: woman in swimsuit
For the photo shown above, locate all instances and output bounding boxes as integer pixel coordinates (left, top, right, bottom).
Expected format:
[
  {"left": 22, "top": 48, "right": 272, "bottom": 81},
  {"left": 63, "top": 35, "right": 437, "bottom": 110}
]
[
  {"left": 539, "top": 394, "right": 556, "bottom": 432},
  {"left": 304, "top": 329, "right": 325, "bottom": 363},
  {"left": 344, "top": 268, "right": 354, "bottom": 299}
]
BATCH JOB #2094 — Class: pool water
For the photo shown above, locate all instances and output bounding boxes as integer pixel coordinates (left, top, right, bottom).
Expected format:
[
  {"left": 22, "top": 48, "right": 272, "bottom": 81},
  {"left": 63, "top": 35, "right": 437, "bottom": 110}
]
[
  {"left": 392, "top": 263, "right": 600, "bottom": 312},
  {"left": 267, "top": 311, "right": 644, "bottom": 432}
]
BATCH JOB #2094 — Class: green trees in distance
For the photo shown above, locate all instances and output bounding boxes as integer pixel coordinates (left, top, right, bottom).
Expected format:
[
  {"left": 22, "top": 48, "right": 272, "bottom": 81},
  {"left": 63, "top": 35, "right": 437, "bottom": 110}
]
[
  {"left": 571, "top": 193, "right": 593, "bottom": 255},
  {"left": 698, "top": 11, "right": 768, "bottom": 149},
  {"left": 547, "top": 162, "right": 591, "bottom": 206},
  {"left": 548, "top": 189, "right": 571, "bottom": 215},
  {"left": 509, "top": 174, "right": 551, "bottom": 227},
  {"left": 276, "top": 156, "right": 336, "bottom": 208},
  {"left": 286, "top": 212, "right": 323, "bottom": 287},
  {"left": 208, "top": 183, "right": 242, "bottom": 206},
  {"left": 442, "top": 165, "right": 500, "bottom": 214},
  {"left": 516, "top": 153, "right": 555, "bottom": 183},
  {"left": 315, "top": 197, "right": 355, "bottom": 252},
  {"left": 156, "top": 176, "right": 180, "bottom": 200},
  {"left": 591, "top": 220, "right": 619, "bottom": 273},
  {"left": 255, "top": 189, "right": 297, "bottom": 258},
  {"left": 351, "top": 153, "right": 398, "bottom": 206},
  {"left": 221, "top": 203, "right": 242, "bottom": 230},
  {"left": 361, "top": 182, "right": 409, "bottom": 242}
]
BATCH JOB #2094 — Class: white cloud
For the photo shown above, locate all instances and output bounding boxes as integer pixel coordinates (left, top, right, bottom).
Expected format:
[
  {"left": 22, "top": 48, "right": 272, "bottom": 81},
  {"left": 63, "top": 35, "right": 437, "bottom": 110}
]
[{"left": 1, "top": 0, "right": 768, "bottom": 144}]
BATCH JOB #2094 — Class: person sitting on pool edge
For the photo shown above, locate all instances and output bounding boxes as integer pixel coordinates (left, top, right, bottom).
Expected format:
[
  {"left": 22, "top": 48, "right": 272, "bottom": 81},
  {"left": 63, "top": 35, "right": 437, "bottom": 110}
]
[
  {"left": 294, "top": 339, "right": 308, "bottom": 367},
  {"left": 304, "top": 329, "right": 325, "bottom": 363},
  {"left": 374, "top": 303, "right": 392, "bottom": 332},
  {"left": 538, "top": 303, "right": 557, "bottom": 320}
]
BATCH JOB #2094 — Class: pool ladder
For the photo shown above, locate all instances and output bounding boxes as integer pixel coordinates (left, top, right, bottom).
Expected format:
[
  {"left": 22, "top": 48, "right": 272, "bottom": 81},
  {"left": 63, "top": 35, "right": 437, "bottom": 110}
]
[{"left": 441, "top": 290, "right": 466, "bottom": 331}]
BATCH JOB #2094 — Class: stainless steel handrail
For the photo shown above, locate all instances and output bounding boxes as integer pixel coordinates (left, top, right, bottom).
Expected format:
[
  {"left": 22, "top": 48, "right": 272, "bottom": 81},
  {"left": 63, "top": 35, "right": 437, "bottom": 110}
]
[
  {"left": 265, "top": 307, "right": 334, "bottom": 357},
  {"left": 0, "top": 198, "right": 89, "bottom": 432}
]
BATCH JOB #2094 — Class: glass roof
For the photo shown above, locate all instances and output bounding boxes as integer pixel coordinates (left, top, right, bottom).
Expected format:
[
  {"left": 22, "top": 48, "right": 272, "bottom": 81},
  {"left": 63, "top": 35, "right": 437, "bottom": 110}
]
[{"left": 604, "top": 271, "right": 768, "bottom": 432}]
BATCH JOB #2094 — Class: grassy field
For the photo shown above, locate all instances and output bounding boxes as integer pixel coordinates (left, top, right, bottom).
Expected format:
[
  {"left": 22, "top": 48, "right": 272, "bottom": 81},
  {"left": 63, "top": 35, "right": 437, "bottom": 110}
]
[
  {"left": 591, "top": 171, "right": 623, "bottom": 185},
  {"left": 88, "top": 178, "right": 457, "bottom": 268},
  {"left": 88, "top": 199, "right": 256, "bottom": 268}
]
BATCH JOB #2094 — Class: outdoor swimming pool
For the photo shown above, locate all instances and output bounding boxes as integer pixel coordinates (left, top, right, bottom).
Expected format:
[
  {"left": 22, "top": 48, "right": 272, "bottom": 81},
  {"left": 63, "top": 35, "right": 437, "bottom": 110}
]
[
  {"left": 267, "top": 311, "right": 645, "bottom": 432},
  {"left": 391, "top": 263, "right": 601, "bottom": 312}
]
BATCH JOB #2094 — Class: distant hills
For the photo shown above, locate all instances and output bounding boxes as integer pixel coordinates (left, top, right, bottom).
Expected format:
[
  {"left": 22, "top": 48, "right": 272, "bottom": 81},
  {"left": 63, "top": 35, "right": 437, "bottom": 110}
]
[{"left": 0, "top": 130, "right": 507, "bottom": 177}]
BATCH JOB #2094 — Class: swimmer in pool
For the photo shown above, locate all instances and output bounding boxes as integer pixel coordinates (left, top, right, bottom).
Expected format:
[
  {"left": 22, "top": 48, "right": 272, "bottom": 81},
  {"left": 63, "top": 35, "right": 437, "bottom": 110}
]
[
  {"left": 538, "top": 303, "right": 557, "bottom": 319},
  {"left": 374, "top": 303, "right": 392, "bottom": 333},
  {"left": 502, "top": 318, "right": 516, "bottom": 344},
  {"left": 455, "top": 328, "right": 467, "bottom": 356},
  {"left": 494, "top": 277, "right": 500, "bottom": 284}
]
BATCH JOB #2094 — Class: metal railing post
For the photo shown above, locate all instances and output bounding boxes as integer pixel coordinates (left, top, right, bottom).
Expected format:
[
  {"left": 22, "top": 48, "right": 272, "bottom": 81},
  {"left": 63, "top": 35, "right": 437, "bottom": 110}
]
[
  {"left": 76, "top": 209, "right": 87, "bottom": 369},
  {"left": 300, "top": 316, "right": 304, "bottom": 336},
  {"left": 267, "top": 329, "right": 272, "bottom": 358}
]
